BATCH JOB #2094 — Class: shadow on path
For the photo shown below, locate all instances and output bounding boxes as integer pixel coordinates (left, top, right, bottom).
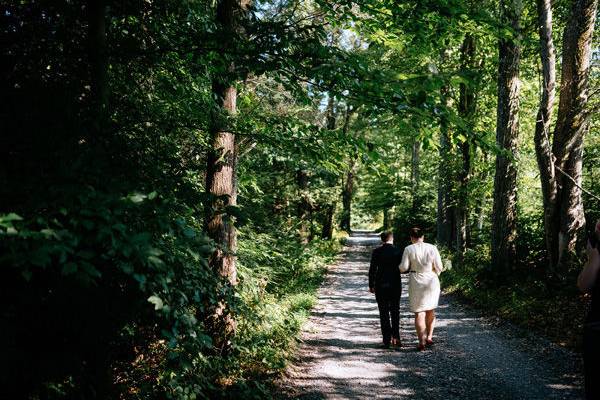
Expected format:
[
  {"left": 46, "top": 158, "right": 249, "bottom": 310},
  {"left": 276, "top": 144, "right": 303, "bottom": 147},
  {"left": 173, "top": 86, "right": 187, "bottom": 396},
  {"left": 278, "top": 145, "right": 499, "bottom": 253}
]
[{"left": 281, "top": 232, "right": 583, "bottom": 399}]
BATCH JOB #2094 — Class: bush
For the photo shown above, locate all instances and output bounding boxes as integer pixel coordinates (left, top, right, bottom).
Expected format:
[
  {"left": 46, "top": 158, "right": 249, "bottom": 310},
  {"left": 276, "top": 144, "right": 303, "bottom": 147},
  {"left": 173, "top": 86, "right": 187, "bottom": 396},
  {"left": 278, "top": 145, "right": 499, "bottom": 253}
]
[
  {"left": 441, "top": 243, "right": 587, "bottom": 350},
  {"left": 0, "top": 187, "right": 222, "bottom": 398}
]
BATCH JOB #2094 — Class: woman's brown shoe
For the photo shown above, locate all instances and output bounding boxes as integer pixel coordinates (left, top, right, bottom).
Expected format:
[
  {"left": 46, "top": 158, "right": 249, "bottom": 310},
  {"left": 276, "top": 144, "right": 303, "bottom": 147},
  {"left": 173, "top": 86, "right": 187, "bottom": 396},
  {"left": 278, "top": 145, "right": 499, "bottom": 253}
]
[
  {"left": 426, "top": 339, "right": 434, "bottom": 346},
  {"left": 417, "top": 343, "right": 425, "bottom": 351}
]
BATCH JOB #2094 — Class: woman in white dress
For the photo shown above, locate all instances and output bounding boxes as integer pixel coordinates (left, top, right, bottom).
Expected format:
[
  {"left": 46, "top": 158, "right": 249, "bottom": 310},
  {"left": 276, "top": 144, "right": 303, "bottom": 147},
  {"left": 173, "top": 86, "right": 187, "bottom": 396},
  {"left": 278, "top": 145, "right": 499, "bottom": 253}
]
[{"left": 400, "top": 227, "right": 443, "bottom": 351}]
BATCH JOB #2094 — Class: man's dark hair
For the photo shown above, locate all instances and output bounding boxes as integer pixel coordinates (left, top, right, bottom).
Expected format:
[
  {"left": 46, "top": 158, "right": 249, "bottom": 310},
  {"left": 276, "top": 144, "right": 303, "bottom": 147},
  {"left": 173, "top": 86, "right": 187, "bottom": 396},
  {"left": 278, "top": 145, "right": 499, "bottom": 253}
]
[
  {"left": 380, "top": 231, "right": 393, "bottom": 242},
  {"left": 409, "top": 227, "right": 424, "bottom": 239}
]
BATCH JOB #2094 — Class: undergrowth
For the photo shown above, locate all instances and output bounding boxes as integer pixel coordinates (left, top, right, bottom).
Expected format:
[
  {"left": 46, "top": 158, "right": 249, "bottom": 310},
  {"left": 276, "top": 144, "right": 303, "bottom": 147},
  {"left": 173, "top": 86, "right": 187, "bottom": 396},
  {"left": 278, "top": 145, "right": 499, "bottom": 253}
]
[
  {"left": 440, "top": 244, "right": 589, "bottom": 350},
  {"left": 209, "top": 227, "right": 342, "bottom": 398}
]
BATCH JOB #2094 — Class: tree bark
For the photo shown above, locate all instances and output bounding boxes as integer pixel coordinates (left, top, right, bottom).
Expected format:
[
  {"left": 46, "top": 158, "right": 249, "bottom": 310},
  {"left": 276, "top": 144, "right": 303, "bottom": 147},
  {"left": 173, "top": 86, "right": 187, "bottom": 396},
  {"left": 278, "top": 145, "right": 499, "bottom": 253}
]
[
  {"left": 340, "top": 106, "right": 355, "bottom": 233},
  {"left": 326, "top": 93, "right": 336, "bottom": 131},
  {"left": 205, "top": 0, "right": 247, "bottom": 351},
  {"left": 474, "top": 150, "right": 490, "bottom": 233},
  {"left": 297, "top": 169, "right": 311, "bottom": 243},
  {"left": 455, "top": 34, "right": 476, "bottom": 257},
  {"left": 535, "top": 0, "right": 597, "bottom": 273},
  {"left": 383, "top": 208, "right": 391, "bottom": 230},
  {"left": 318, "top": 92, "right": 337, "bottom": 240},
  {"left": 491, "top": 0, "right": 522, "bottom": 272},
  {"left": 436, "top": 82, "right": 456, "bottom": 248},
  {"left": 535, "top": 0, "right": 558, "bottom": 272},
  {"left": 411, "top": 140, "right": 422, "bottom": 213},
  {"left": 341, "top": 162, "right": 355, "bottom": 233},
  {"left": 321, "top": 203, "right": 335, "bottom": 239}
]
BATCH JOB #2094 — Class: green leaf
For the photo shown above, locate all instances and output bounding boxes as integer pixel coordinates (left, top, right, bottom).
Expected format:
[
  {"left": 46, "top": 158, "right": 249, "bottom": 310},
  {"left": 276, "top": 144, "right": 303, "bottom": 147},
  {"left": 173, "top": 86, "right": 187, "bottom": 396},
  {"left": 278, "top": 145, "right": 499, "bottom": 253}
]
[
  {"left": 148, "top": 295, "right": 164, "bottom": 310},
  {"left": 183, "top": 227, "right": 197, "bottom": 238},
  {"left": 128, "top": 193, "right": 146, "bottom": 203},
  {"left": 1, "top": 213, "right": 23, "bottom": 222},
  {"left": 41, "top": 228, "right": 59, "bottom": 239},
  {"left": 148, "top": 255, "right": 165, "bottom": 268},
  {"left": 147, "top": 247, "right": 164, "bottom": 257},
  {"left": 120, "top": 262, "right": 134, "bottom": 274}
]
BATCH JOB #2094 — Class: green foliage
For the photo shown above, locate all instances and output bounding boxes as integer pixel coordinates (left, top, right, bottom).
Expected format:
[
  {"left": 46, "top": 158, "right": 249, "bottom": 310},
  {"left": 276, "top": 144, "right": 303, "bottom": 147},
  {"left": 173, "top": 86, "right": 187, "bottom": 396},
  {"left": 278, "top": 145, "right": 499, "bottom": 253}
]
[
  {"left": 0, "top": 185, "right": 224, "bottom": 396},
  {"left": 2, "top": 0, "right": 598, "bottom": 397},
  {"left": 233, "top": 229, "right": 339, "bottom": 377},
  {"left": 441, "top": 240, "right": 587, "bottom": 350}
]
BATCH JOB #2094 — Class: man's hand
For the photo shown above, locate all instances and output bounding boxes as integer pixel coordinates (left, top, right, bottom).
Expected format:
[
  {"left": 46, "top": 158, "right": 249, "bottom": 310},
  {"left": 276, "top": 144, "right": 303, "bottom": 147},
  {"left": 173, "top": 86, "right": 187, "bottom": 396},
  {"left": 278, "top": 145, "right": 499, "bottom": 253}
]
[{"left": 369, "top": 287, "right": 375, "bottom": 294}]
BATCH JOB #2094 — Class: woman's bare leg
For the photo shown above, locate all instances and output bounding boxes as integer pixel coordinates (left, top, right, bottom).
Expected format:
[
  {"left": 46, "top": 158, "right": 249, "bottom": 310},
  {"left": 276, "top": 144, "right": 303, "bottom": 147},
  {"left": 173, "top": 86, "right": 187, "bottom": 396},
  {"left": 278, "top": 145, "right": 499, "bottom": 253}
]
[
  {"left": 414, "top": 312, "right": 426, "bottom": 346},
  {"left": 425, "top": 310, "right": 436, "bottom": 341}
]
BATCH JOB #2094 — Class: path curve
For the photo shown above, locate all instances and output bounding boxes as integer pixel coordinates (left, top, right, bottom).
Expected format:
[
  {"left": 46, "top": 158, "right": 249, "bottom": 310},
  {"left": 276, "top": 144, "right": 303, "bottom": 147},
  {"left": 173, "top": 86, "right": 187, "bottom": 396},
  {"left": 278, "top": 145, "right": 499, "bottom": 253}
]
[{"left": 281, "top": 231, "right": 583, "bottom": 399}]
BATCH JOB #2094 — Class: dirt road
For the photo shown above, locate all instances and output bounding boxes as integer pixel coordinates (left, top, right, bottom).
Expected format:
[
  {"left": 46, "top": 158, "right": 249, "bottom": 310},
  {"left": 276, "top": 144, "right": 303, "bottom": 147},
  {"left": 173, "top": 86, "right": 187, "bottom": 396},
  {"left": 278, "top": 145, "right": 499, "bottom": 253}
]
[{"left": 282, "top": 232, "right": 583, "bottom": 399}]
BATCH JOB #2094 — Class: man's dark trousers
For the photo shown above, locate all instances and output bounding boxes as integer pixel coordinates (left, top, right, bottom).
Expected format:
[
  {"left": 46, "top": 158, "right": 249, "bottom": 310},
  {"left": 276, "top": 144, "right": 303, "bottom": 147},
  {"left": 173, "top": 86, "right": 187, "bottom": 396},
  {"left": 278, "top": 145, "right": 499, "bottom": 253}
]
[
  {"left": 369, "top": 242, "right": 402, "bottom": 346},
  {"left": 375, "top": 286, "right": 401, "bottom": 345}
]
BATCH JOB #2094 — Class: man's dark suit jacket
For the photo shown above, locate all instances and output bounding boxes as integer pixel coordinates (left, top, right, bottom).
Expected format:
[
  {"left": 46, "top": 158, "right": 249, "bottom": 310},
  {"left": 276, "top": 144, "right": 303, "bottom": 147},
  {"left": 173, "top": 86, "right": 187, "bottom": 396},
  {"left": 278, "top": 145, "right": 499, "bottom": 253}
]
[{"left": 369, "top": 243, "right": 402, "bottom": 293}]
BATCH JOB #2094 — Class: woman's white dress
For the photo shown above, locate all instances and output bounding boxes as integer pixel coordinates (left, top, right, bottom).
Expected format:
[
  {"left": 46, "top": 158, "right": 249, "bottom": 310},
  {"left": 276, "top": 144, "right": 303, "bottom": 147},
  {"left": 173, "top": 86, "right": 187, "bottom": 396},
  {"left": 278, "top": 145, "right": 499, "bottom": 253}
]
[{"left": 400, "top": 242, "right": 443, "bottom": 313}]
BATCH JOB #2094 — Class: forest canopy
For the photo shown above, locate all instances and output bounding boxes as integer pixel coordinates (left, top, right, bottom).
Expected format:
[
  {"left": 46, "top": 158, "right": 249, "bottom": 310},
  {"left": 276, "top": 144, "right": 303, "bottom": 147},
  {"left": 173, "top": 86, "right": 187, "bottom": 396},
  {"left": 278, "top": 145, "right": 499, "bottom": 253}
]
[{"left": 0, "top": 0, "right": 598, "bottom": 398}]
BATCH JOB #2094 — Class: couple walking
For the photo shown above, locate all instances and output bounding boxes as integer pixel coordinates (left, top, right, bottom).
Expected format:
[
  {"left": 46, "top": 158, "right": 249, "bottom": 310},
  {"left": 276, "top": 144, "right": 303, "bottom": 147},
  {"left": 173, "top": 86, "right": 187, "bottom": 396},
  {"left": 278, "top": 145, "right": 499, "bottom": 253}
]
[{"left": 368, "top": 227, "right": 443, "bottom": 351}]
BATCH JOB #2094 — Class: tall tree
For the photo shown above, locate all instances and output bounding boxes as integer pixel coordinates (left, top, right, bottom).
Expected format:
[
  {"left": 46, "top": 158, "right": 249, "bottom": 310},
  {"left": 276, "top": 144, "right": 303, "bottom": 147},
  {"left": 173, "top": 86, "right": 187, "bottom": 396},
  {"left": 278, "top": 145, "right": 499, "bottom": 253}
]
[
  {"left": 321, "top": 93, "right": 337, "bottom": 239},
  {"left": 436, "top": 71, "right": 456, "bottom": 247},
  {"left": 205, "top": 0, "right": 248, "bottom": 350},
  {"left": 297, "top": 169, "right": 311, "bottom": 243},
  {"left": 491, "top": 0, "right": 522, "bottom": 272},
  {"left": 535, "top": 0, "right": 598, "bottom": 273},
  {"left": 411, "top": 139, "right": 422, "bottom": 213},
  {"left": 340, "top": 106, "right": 355, "bottom": 232},
  {"left": 455, "top": 33, "right": 477, "bottom": 257}
]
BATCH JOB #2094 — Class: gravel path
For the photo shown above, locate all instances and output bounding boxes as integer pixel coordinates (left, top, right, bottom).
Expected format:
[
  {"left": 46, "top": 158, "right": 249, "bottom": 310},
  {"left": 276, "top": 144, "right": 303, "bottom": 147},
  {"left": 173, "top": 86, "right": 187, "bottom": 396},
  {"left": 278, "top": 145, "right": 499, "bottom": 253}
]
[{"left": 281, "top": 231, "right": 584, "bottom": 399}]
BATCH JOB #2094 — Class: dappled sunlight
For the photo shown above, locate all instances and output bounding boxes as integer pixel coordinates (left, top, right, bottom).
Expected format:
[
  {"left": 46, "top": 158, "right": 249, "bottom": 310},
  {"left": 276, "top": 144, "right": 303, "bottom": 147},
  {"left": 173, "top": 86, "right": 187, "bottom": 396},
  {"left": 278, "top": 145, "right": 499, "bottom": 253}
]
[{"left": 284, "top": 232, "right": 584, "bottom": 399}]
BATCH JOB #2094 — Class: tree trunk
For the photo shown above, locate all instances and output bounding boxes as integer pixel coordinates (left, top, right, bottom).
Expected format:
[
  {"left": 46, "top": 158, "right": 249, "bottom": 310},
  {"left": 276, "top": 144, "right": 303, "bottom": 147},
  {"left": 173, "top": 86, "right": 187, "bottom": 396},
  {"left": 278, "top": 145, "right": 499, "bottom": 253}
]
[
  {"left": 436, "top": 82, "right": 456, "bottom": 248},
  {"left": 205, "top": 0, "right": 247, "bottom": 351},
  {"left": 491, "top": 0, "right": 522, "bottom": 272},
  {"left": 383, "top": 208, "right": 391, "bottom": 230},
  {"left": 318, "top": 91, "right": 336, "bottom": 239},
  {"left": 475, "top": 150, "right": 490, "bottom": 233},
  {"left": 455, "top": 34, "right": 476, "bottom": 258},
  {"left": 534, "top": 0, "right": 558, "bottom": 272},
  {"left": 340, "top": 106, "right": 355, "bottom": 233},
  {"left": 411, "top": 139, "right": 422, "bottom": 213},
  {"left": 341, "top": 163, "right": 355, "bottom": 232},
  {"left": 326, "top": 93, "right": 336, "bottom": 131},
  {"left": 321, "top": 203, "right": 335, "bottom": 239},
  {"left": 535, "top": 0, "right": 597, "bottom": 273},
  {"left": 297, "top": 169, "right": 311, "bottom": 244}
]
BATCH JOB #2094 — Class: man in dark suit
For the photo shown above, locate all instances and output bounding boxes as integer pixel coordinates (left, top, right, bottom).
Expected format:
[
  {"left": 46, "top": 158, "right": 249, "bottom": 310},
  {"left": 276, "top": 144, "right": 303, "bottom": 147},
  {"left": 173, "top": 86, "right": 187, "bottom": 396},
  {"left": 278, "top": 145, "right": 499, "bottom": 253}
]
[{"left": 369, "top": 231, "right": 403, "bottom": 348}]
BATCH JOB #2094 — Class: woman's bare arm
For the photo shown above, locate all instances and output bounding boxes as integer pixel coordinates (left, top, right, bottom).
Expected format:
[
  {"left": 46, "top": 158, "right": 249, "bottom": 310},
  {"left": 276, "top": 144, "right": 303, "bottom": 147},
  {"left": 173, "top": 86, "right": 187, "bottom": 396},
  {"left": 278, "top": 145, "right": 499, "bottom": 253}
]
[
  {"left": 399, "top": 247, "right": 410, "bottom": 273},
  {"left": 432, "top": 246, "right": 443, "bottom": 275}
]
